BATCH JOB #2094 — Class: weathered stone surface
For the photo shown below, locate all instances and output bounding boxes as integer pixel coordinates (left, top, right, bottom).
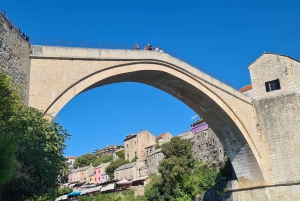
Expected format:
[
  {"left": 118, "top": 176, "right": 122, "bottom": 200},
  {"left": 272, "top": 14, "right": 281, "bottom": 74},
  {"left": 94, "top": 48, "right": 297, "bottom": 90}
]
[
  {"left": 0, "top": 13, "right": 30, "bottom": 104},
  {"left": 249, "top": 54, "right": 300, "bottom": 185},
  {"left": 202, "top": 182, "right": 300, "bottom": 201},
  {"left": 29, "top": 46, "right": 263, "bottom": 188}
]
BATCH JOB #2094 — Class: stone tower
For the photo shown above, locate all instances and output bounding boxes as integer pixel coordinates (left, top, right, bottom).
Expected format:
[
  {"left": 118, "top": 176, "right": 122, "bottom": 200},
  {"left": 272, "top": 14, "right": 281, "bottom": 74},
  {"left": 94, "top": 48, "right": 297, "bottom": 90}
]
[{"left": 249, "top": 53, "right": 300, "bottom": 186}]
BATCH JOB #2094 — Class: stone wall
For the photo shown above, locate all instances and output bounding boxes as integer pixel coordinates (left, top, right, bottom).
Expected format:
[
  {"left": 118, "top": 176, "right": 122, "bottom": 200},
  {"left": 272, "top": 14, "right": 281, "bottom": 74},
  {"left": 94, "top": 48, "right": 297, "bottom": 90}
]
[
  {"left": 249, "top": 53, "right": 300, "bottom": 185},
  {"left": 202, "top": 181, "right": 300, "bottom": 201},
  {"left": 114, "top": 162, "right": 137, "bottom": 180},
  {"left": 146, "top": 148, "right": 164, "bottom": 175},
  {"left": 0, "top": 13, "right": 31, "bottom": 104}
]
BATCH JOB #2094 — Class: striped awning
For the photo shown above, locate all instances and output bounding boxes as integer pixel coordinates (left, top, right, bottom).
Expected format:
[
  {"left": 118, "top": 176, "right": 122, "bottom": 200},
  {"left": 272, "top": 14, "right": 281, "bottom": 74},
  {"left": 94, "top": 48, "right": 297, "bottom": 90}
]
[
  {"left": 81, "top": 186, "right": 102, "bottom": 195},
  {"left": 55, "top": 194, "right": 68, "bottom": 201},
  {"left": 100, "top": 183, "right": 115, "bottom": 192}
]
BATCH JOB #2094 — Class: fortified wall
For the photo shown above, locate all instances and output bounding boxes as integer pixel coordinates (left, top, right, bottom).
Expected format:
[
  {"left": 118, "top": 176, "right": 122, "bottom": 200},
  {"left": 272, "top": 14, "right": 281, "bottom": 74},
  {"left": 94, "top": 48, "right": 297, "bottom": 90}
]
[{"left": 0, "top": 12, "right": 31, "bottom": 104}]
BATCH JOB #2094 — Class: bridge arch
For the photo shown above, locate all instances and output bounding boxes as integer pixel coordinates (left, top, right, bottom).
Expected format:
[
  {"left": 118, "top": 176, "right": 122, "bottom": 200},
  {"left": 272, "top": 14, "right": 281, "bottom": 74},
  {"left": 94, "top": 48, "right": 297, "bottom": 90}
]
[{"left": 29, "top": 46, "right": 265, "bottom": 188}]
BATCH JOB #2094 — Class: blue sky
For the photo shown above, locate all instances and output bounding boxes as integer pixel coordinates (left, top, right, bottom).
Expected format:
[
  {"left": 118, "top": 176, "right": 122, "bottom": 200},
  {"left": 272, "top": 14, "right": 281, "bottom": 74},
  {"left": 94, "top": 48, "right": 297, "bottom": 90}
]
[{"left": 2, "top": 0, "right": 299, "bottom": 157}]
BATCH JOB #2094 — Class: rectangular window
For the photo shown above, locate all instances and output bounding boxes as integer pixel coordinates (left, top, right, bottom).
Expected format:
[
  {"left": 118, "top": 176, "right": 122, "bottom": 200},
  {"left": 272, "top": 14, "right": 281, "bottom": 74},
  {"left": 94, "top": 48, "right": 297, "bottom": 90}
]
[{"left": 265, "top": 79, "right": 281, "bottom": 92}]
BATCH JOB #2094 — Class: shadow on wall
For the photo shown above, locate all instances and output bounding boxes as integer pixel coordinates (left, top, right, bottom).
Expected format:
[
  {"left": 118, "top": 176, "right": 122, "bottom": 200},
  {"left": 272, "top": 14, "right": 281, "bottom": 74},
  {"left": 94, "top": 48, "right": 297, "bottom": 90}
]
[{"left": 200, "top": 181, "right": 233, "bottom": 201}]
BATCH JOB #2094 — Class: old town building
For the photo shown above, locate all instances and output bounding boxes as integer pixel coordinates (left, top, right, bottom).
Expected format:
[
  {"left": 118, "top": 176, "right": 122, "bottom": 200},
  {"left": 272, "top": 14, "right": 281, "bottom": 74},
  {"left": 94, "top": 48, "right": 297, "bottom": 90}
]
[
  {"left": 68, "top": 165, "right": 94, "bottom": 184},
  {"left": 156, "top": 132, "right": 173, "bottom": 146},
  {"left": 124, "top": 130, "right": 156, "bottom": 162},
  {"left": 190, "top": 119, "right": 225, "bottom": 168},
  {"left": 93, "top": 145, "right": 124, "bottom": 156},
  {"left": 94, "top": 162, "right": 111, "bottom": 184},
  {"left": 67, "top": 156, "right": 76, "bottom": 169},
  {"left": 146, "top": 148, "right": 164, "bottom": 175}
]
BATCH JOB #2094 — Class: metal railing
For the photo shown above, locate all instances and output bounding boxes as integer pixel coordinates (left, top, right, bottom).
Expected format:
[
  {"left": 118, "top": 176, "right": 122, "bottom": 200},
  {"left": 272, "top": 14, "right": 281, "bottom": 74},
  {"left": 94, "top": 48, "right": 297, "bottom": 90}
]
[
  {"left": 0, "top": 7, "right": 238, "bottom": 89},
  {"left": 29, "top": 38, "right": 238, "bottom": 89},
  {"left": 0, "top": 7, "right": 30, "bottom": 41}
]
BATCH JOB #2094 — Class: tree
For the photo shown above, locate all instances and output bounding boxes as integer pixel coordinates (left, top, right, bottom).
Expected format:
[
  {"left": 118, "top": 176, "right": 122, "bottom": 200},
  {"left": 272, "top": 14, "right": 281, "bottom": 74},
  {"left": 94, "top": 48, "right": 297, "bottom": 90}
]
[
  {"left": 93, "top": 155, "right": 113, "bottom": 167},
  {"left": 158, "top": 137, "right": 195, "bottom": 197},
  {"left": 145, "top": 174, "right": 164, "bottom": 201},
  {"left": 105, "top": 158, "right": 130, "bottom": 180},
  {"left": 0, "top": 73, "right": 70, "bottom": 200},
  {"left": 0, "top": 73, "right": 23, "bottom": 187},
  {"left": 58, "top": 186, "right": 73, "bottom": 195},
  {"left": 73, "top": 153, "right": 96, "bottom": 168}
]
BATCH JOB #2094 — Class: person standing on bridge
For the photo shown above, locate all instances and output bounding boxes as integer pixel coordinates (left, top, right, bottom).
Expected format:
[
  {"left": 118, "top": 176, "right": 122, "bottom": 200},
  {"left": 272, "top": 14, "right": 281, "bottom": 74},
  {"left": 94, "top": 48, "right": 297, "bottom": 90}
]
[
  {"left": 134, "top": 44, "right": 140, "bottom": 50},
  {"left": 155, "top": 46, "right": 163, "bottom": 52},
  {"left": 144, "top": 44, "right": 153, "bottom": 50}
]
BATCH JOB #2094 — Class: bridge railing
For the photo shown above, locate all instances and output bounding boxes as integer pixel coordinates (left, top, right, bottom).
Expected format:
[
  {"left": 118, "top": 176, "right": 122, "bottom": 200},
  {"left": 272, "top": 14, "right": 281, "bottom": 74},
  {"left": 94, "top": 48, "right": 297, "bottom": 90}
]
[{"left": 29, "top": 38, "right": 238, "bottom": 89}]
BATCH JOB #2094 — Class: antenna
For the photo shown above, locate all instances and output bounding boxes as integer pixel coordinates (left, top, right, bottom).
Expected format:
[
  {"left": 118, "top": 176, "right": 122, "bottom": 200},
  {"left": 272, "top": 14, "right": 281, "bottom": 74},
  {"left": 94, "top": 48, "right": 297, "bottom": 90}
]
[{"left": 191, "top": 115, "right": 199, "bottom": 119}]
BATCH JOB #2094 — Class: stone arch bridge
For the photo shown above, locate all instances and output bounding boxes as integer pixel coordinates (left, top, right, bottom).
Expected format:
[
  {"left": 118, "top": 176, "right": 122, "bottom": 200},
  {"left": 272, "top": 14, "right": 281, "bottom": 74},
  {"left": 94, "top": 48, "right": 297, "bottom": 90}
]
[
  {"left": 29, "top": 46, "right": 300, "bottom": 195},
  {"left": 30, "top": 46, "right": 265, "bottom": 191}
]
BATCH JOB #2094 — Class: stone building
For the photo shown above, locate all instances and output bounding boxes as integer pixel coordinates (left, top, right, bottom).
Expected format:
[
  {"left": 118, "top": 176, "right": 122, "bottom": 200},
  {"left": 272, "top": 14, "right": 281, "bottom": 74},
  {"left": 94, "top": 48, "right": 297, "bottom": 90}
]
[
  {"left": 68, "top": 165, "right": 94, "bottom": 183},
  {"left": 190, "top": 119, "right": 225, "bottom": 168},
  {"left": 67, "top": 156, "right": 76, "bottom": 169},
  {"left": 144, "top": 144, "right": 156, "bottom": 158},
  {"left": 156, "top": 132, "right": 173, "bottom": 146},
  {"left": 146, "top": 148, "right": 164, "bottom": 175},
  {"left": 178, "top": 119, "right": 226, "bottom": 168},
  {"left": 124, "top": 130, "right": 156, "bottom": 162},
  {"left": 139, "top": 164, "right": 148, "bottom": 177},
  {"left": 114, "top": 162, "right": 136, "bottom": 181},
  {"left": 93, "top": 145, "right": 124, "bottom": 156}
]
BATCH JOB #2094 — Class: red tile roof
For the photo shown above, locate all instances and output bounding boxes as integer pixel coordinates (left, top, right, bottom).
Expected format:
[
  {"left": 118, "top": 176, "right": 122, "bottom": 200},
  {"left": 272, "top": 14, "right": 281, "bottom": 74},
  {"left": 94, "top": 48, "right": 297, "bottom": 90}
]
[
  {"left": 68, "top": 156, "right": 76, "bottom": 159},
  {"left": 156, "top": 132, "right": 167, "bottom": 140},
  {"left": 239, "top": 84, "right": 252, "bottom": 92}
]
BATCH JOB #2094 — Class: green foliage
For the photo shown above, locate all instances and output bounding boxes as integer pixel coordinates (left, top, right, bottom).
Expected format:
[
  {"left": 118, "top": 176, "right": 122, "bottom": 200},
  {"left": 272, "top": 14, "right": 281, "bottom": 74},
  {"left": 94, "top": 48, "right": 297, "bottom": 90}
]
[
  {"left": 106, "top": 158, "right": 130, "bottom": 180},
  {"left": 145, "top": 137, "right": 217, "bottom": 201},
  {"left": 0, "top": 73, "right": 23, "bottom": 187},
  {"left": 0, "top": 73, "right": 70, "bottom": 200},
  {"left": 158, "top": 137, "right": 195, "bottom": 197},
  {"left": 93, "top": 155, "right": 113, "bottom": 167},
  {"left": 145, "top": 174, "right": 164, "bottom": 201},
  {"left": 73, "top": 153, "right": 96, "bottom": 168},
  {"left": 78, "top": 190, "right": 144, "bottom": 201},
  {"left": 95, "top": 152, "right": 103, "bottom": 158},
  {"left": 131, "top": 156, "right": 138, "bottom": 162},
  {"left": 58, "top": 186, "right": 72, "bottom": 195},
  {"left": 115, "top": 149, "right": 125, "bottom": 160},
  {"left": 186, "top": 162, "right": 218, "bottom": 195},
  {"left": 170, "top": 192, "right": 192, "bottom": 201},
  {"left": 155, "top": 144, "right": 161, "bottom": 150}
]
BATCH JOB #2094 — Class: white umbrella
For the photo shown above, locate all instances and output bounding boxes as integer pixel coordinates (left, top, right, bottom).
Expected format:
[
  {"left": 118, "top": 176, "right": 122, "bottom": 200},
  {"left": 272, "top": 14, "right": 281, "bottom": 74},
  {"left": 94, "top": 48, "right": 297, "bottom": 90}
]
[{"left": 116, "top": 179, "right": 132, "bottom": 185}]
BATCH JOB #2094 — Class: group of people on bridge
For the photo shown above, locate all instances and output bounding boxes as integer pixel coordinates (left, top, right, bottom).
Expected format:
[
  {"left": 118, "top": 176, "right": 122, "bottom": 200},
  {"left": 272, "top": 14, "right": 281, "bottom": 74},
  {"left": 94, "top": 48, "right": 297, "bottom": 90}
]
[{"left": 134, "top": 44, "right": 163, "bottom": 52}]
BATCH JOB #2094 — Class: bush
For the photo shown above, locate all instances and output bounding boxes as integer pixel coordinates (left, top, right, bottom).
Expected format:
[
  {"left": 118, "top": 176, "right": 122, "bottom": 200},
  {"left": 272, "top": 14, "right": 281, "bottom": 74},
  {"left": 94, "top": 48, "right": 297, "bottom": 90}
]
[
  {"left": 93, "top": 155, "right": 113, "bottom": 167},
  {"left": 115, "top": 149, "right": 125, "bottom": 160}
]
